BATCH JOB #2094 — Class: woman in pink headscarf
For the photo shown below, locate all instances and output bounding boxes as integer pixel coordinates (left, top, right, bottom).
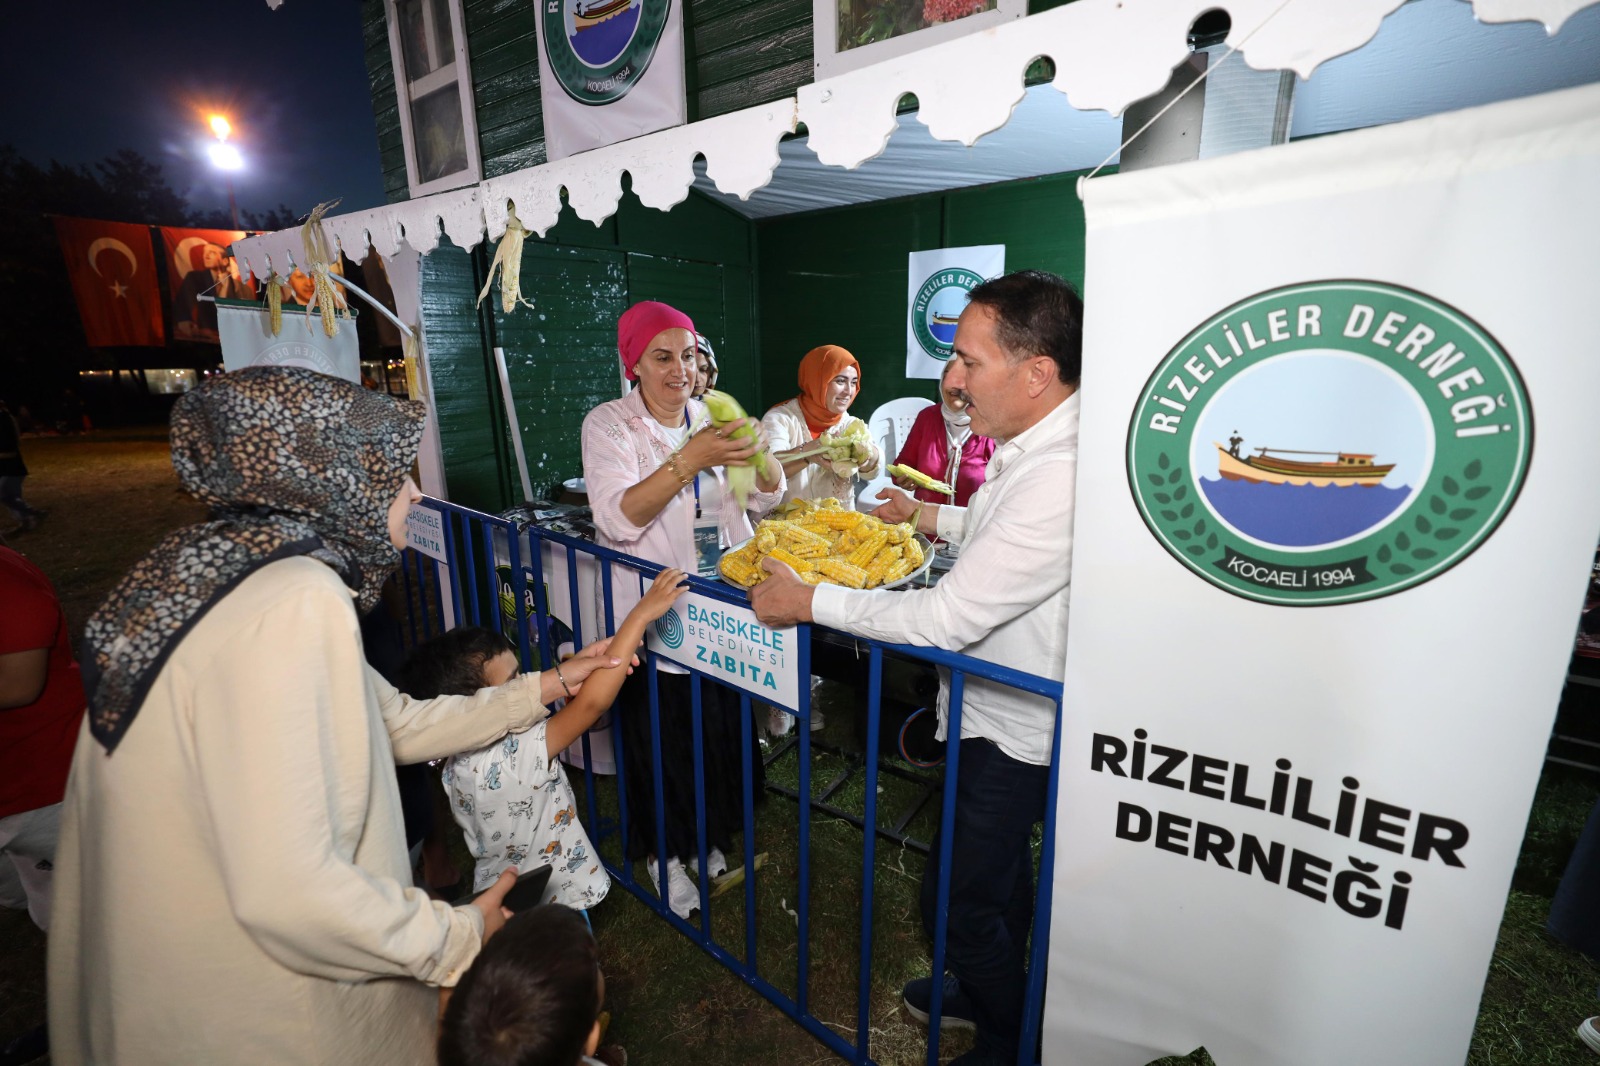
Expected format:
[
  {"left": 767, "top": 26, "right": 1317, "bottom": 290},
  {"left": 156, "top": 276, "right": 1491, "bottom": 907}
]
[{"left": 580, "top": 301, "right": 784, "bottom": 920}]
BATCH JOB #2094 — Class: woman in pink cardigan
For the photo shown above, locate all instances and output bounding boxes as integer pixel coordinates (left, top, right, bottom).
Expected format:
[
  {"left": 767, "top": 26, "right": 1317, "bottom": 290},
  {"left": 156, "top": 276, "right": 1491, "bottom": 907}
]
[
  {"left": 892, "top": 359, "right": 996, "bottom": 508},
  {"left": 581, "top": 301, "right": 784, "bottom": 920}
]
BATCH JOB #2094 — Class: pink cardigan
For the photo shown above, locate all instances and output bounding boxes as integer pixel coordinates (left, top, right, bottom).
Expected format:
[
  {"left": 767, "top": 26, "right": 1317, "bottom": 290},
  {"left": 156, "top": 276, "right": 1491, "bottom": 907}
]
[
  {"left": 893, "top": 404, "right": 995, "bottom": 507},
  {"left": 581, "top": 389, "right": 785, "bottom": 622}
]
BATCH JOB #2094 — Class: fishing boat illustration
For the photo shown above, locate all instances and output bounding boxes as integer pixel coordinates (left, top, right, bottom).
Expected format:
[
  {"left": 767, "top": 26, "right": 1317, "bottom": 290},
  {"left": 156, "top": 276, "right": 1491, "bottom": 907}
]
[
  {"left": 573, "top": 0, "right": 631, "bottom": 30},
  {"left": 931, "top": 312, "right": 960, "bottom": 327},
  {"left": 1214, "top": 442, "right": 1395, "bottom": 487}
]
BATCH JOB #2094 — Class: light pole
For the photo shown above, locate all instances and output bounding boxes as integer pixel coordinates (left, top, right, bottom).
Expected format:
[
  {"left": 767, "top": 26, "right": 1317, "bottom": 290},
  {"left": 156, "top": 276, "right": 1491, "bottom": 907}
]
[{"left": 206, "top": 114, "right": 243, "bottom": 230}]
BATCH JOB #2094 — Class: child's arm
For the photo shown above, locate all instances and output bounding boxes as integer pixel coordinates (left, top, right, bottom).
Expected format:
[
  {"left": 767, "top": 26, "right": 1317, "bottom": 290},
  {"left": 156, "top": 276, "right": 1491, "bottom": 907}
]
[{"left": 544, "top": 568, "right": 689, "bottom": 757}]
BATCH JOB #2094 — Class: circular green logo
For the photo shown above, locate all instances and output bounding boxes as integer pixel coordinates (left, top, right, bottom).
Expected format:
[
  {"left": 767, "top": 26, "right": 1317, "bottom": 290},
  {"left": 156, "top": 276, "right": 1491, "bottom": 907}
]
[
  {"left": 542, "top": 0, "right": 669, "bottom": 106},
  {"left": 1126, "top": 280, "right": 1531, "bottom": 606},
  {"left": 910, "top": 267, "right": 983, "bottom": 361}
]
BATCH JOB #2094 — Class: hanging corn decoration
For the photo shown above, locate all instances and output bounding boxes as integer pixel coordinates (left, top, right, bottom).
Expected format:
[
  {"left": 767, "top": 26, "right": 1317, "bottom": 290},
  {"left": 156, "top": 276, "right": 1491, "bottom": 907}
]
[
  {"left": 476, "top": 203, "right": 537, "bottom": 314},
  {"left": 265, "top": 269, "right": 284, "bottom": 337},
  {"left": 402, "top": 324, "right": 426, "bottom": 401},
  {"left": 300, "top": 199, "right": 344, "bottom": 339}
]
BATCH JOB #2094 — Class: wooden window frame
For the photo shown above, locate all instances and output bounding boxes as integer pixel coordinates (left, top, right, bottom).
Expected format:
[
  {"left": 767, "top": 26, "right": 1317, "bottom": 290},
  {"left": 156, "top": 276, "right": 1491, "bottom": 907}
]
[{"left": 386, "top": 0, "right": 483, "bottom": 199}]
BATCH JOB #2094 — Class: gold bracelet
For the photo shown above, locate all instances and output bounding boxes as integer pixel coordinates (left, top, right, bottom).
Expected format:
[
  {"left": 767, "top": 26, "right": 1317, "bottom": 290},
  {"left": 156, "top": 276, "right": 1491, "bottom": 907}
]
[{"left": 663, "top": 450, "right": 692, "bottom": 487}]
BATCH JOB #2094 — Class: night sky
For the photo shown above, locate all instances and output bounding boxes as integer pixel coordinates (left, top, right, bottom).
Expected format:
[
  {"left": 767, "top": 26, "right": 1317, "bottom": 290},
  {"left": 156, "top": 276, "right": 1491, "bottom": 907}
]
[{"left": 5, "top": 0, "right": 386, "bottom": 220}]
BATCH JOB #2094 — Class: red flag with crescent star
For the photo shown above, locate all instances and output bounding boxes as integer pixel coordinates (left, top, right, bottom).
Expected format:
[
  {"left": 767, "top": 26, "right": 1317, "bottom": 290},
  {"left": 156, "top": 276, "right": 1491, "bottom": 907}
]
[{"left": 52, "top": 216, "right": 164, "bottom": 347}]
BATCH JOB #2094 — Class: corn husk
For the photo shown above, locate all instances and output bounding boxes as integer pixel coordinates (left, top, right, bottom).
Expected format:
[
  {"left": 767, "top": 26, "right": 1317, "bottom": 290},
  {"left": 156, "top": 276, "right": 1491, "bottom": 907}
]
[
  {"left": 701, "top": 389, "right": 773, "bottom": 511},
  {"left": 476, "top": 204, "right": 536, "bottom": 314},
  {"left": 266, "top": 270, "right": 284, "bottom": 337},
  {"left": 300, "top": 200, "right": 344, "bottom": 338}
]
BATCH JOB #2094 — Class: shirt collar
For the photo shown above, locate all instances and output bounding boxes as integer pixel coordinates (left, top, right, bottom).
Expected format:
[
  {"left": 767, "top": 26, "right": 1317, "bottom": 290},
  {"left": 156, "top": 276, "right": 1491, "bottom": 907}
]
[{"left": 991, "top": 391, "right": 1080, "bottom": 475}]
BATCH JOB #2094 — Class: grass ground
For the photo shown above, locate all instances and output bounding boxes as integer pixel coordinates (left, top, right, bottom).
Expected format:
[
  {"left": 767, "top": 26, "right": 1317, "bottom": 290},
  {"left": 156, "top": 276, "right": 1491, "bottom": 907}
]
[{"left": 1, "top": 428, "right": 1597, "bottom": 1065}]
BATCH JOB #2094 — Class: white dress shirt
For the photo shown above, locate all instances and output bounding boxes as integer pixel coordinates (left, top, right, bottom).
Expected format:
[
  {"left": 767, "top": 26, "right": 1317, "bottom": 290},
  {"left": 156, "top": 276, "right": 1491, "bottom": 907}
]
[{"left": 812, "top": 392, "right": 1078, "bottom": 765}]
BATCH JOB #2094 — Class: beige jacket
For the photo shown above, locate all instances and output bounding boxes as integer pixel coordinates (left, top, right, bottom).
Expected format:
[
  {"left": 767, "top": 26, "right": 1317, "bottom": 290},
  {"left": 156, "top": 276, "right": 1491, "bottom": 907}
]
[{"left": 48, "top": 556, "right": 551, "bottom": 1066}]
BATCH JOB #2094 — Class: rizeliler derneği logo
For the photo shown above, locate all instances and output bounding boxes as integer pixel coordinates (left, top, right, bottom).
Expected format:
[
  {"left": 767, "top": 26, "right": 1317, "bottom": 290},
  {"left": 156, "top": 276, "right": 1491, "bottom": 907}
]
[
  {"left": 543, "top": 0, "right": 668, "bottom": 105},
  {"left": 1127, "top": 280, "right": 1531, "bottom": 606},
  {"left": 911, "top": 268, "right": 984, "bottom": 362}
]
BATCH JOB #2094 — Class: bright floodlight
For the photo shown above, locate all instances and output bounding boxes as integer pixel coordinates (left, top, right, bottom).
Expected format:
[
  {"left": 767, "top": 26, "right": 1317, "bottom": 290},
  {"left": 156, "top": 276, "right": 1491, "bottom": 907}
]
[
  {"left": 208, "top": 142, "right": 244, "bottom": 171},
  {"left": 209, "top": 114, "right": 232, "bottom": 140}
]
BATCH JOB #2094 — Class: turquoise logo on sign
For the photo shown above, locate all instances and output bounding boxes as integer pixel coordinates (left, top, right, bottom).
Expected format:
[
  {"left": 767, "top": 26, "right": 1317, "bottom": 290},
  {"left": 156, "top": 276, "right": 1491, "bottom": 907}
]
[{"left": 656, "top": 608, "right": 684, "bottom": 649}]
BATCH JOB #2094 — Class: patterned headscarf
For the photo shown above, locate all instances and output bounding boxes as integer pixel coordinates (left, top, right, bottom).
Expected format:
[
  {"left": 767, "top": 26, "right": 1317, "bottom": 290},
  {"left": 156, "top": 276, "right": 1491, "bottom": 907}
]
[{"left": 81, "top": 367, "right": 426, "bottom": 752}]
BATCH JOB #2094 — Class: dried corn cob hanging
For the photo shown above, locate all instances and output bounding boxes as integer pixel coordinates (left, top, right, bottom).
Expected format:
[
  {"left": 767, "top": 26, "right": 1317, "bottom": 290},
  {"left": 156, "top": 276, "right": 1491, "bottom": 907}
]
[
  {"left": 300, "top": 200, "right": 344, "bottom": 339},
  {"left": 265, "top": 270, "right": 284, "bottom": 337},
  {"left": 476, "top": 203, "right": 537, "bottom": 314}
]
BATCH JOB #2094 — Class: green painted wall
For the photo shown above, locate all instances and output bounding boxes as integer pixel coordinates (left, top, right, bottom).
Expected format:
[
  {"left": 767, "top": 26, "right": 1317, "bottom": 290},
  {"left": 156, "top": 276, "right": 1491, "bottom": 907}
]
[
  {"left": 425, "top": 169, "right": 1094, "bottom": 510},
  {"left": 363, "top": 0, "right": 1077, "bottom": 205},
  {"left": 752, "top": 169, "right": 1092, "bottom": 420},
  {"left": 424, "top": 188, "right": 757, "bottom": 511}
]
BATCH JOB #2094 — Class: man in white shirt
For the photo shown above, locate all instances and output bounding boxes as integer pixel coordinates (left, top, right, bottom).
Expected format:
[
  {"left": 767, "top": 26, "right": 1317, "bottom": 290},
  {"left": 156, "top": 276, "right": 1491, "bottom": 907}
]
[{"left": 751, "top": 270, "right": 1081, "bottom": 1066}]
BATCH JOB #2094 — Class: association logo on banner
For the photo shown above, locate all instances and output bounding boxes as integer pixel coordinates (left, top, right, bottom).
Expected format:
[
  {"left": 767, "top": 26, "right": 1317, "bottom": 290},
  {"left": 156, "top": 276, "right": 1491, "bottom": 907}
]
[
  {"left": 534, "top": 0, "right": 684, "bottom": 160},
  {"left": 1127, "top": 280, "right": 1531, "bottom": 606},
  {"left": 905, "top": 245, "right": 1004, "bottom": 378},
  {"left": 647, "top": 590, "right": 798, "bottom": 708},
  {"left": 543, "top": 0, "right": 668, "bottom": 104}
]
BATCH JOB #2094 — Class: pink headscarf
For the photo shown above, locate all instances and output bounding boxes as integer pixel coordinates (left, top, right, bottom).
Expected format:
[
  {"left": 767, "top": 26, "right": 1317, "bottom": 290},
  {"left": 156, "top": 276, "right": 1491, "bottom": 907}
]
[{"left": 618, "top": 301, "right": 696, "bottom": 382}]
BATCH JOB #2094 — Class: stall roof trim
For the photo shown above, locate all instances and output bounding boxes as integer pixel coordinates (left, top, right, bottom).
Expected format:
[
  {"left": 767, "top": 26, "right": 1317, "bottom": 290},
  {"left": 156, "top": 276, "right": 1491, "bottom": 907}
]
[{"left": 231, "top": 0, "right": 1599, "bottom": 278}]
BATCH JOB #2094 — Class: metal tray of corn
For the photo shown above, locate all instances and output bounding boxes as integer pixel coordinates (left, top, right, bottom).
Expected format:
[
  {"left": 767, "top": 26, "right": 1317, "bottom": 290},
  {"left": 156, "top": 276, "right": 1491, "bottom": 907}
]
[{"left": 718, "top": 505, "right": 935, "bottom": 592}]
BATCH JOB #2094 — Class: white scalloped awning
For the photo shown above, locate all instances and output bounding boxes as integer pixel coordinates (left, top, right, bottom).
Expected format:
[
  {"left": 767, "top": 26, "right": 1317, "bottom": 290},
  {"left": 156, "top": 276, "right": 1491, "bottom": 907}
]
[{"left": 232, "top": 0, "right": 1600, "bottom": 278}]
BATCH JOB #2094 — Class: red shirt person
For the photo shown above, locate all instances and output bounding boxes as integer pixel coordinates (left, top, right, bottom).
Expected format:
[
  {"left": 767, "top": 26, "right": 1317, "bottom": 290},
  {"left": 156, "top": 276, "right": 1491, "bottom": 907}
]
[
  {"left": 892, "top": 360, "right": 996, "bottom": 507},
  {"left": 0, "top": 546, "right": 86, "bottom": 930}
]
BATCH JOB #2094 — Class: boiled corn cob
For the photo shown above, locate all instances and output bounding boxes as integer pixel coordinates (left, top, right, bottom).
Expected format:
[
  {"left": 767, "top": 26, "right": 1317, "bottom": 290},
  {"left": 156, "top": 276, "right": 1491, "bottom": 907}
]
[
  {"left": 765, "top": 546, "right": 814, "bottom": 573},
  {"left": 887, "top": 464, "right": 955, "bottom": 496},
  {"left": 846, "top": 531, "right": 889, "bottom": 569},
  {"left": 812, "top": 557, "right": 868, "bottom": 589}
]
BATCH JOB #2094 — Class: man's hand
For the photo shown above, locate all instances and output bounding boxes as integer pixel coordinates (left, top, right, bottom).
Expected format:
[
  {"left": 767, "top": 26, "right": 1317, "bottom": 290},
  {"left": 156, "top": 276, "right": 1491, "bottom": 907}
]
[
  {"left": 469, "top": 867, "right": 517, "bottom": 946},
  {"left": 748, "top": 558, "right": 817, "bottom": 627},
  {"left": 871, "top": 486, "right": 939, "bottom": 536}
]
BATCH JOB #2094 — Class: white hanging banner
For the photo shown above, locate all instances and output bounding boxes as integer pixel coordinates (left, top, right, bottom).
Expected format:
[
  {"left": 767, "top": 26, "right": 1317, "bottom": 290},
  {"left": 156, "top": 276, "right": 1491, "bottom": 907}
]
[
  {"left": 1047, "top": 82, "right": 1600, "bottom": 1066},
  {"left": 215, "top": 301, "right": 361, "bottom": 384},
  {"left": 905, "top": 244, "right": 1004, "bottom": 378},
  {"left": 533, "top": 0, "right": 686, "bottom": 162}
]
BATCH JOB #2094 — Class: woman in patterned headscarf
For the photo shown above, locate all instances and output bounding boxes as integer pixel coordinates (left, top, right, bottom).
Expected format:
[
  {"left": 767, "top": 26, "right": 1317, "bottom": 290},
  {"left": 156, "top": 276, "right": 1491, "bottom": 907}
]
[{"left": 48, "top": 367, "right": 626, "bottom": 1066}]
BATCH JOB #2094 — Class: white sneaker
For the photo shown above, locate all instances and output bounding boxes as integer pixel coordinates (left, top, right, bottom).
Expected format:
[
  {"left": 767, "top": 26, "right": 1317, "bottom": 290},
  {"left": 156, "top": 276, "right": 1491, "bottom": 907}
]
[
  {"left": 705, "top": 847, "right": 728, "bottom": 880},
  {"left": 767, "top": 705, "right": 794, "bottom": 737},
  {"left": 1579, "top": 1016, "right": 1600, "bottom": 1055},
  {"left": 646, "top": 856, "right": 700, "bottom": 920},
  {"left": 809, "top": 708, "right": 825, "bottom": 733}
]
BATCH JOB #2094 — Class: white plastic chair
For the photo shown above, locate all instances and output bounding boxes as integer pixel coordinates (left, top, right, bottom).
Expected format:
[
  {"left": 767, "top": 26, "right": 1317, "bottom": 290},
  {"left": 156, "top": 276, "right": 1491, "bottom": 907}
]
[{"left": 856, "top": 396, "right": 935, "bottom": 509}]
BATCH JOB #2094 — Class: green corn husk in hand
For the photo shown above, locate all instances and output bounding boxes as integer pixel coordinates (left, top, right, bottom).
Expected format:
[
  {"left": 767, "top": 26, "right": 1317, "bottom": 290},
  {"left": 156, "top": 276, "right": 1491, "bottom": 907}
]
[{"left": 701, "top": 389, "right": 772, "bottom": 510}]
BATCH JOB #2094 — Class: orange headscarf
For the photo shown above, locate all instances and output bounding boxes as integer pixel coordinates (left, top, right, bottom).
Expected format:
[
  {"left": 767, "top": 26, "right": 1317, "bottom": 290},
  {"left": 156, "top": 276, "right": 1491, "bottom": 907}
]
[{"left": 795, "top": 344, "right": 861, "bottom": 439}]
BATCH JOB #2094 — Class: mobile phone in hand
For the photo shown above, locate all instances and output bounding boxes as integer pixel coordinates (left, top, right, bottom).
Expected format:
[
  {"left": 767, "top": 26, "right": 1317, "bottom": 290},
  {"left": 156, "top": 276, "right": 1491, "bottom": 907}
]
[{"left": 502, "top": 865, "right": 554, "bottom": 913}]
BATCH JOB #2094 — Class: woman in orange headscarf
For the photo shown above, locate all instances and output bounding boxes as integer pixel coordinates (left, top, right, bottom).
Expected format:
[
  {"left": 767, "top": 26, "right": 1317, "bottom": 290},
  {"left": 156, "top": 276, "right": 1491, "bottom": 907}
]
[{"left": 761, "top": 344, "right": 882, "bottom": 510}]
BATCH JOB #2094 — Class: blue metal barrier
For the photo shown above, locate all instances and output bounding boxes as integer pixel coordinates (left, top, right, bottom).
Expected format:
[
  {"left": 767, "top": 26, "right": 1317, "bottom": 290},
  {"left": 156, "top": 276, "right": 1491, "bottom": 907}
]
[{"left": 396, "top": 497, "right": 1064, "bottom": 1066}]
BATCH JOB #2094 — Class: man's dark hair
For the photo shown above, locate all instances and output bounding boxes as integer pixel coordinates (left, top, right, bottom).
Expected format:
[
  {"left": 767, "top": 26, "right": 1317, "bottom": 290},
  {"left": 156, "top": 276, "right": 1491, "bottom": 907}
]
[
  {"left": 438, "top": 905, "right": 601, "bottom": 1066},
  {"left": 966, "top": 269, "right": 1084, "bottom": 385},
  {"left": 398, "top": 625, "right": 515, "bottom": 699}
]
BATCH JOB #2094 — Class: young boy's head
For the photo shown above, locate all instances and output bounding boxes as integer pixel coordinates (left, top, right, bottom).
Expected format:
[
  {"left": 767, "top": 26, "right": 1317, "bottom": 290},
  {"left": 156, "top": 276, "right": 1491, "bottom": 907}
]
[
  {"left": 438, "top": 905, "right": 604, "bottom": 1066},
  {"left": 399, "top": 626, "right": 519, "bottom": 699}
]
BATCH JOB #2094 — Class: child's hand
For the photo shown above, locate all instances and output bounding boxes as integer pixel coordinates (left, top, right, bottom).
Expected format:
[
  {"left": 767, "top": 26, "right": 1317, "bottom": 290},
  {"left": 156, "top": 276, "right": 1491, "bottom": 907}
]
[{"left": 639, "top": 567, "right": 689, "bottom": 620}]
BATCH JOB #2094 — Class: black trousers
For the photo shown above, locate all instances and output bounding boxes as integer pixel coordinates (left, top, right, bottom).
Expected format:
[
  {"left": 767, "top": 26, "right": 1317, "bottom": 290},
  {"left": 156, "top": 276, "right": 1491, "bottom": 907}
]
[{"left": 920, "top": 737, "right": 1050, "bottom": 1061}]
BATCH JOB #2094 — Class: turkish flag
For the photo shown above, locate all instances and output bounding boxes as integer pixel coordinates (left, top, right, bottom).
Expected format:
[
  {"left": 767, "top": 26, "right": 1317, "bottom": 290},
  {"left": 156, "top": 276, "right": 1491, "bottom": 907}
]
[{"left": 53, "top": 216, "right": 164, "bottom": 347}]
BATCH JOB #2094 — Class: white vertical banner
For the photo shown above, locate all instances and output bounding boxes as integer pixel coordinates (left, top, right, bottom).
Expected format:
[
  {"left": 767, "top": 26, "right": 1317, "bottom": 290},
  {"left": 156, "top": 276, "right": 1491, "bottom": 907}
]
[
  {"left": 905, "top": 244, "right": 1004, "bottom": 378},
  {"left": 533, "top": 0, "right": 686, "bottom": 162},
  {"left": 1047, "top": 83, "right": 1600, "bottom": 1066},
  {"left": 216, "top": 302, "right": 361, "bottom": 383}
]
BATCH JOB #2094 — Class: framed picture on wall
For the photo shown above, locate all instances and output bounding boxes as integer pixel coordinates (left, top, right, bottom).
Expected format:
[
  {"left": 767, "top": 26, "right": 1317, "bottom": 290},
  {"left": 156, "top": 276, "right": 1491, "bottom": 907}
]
[{"left": 813, "top": 0, "right": 1027, "bottom": 80}]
